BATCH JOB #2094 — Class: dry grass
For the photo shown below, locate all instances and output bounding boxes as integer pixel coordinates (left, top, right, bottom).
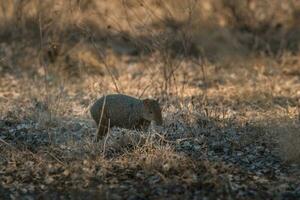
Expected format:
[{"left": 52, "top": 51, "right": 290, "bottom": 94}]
[{"left": 1, "top": 0, "right": 300, "bottom": 199}]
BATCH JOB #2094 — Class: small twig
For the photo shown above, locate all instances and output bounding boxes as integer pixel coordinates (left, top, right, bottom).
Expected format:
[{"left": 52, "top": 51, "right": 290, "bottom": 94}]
[
  {"left": 153, "top": 132, "right": 192, "bottom": 144},
  {"left": 137, "top": 82, "right": 151, "bottom": 99},
  {"left": 44, "top": 151, "right": 66, "bottom": 167},
  {"left": 175, "top": 137, "right": 194, "bottom": 143},
  {"left": 153, "top": 132, "right": 176, "bottom": 144},
  {"left": 0, "top": 138, "right": 17, "bottom": 150},
  {"left": 97, "top": 95, "right": 107, "bottom": 141}
]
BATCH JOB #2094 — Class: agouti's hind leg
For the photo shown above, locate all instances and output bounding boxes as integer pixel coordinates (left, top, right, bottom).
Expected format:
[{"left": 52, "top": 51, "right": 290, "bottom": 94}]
[{"left": 96, "top": 108, "right": 109, "bottom": 142}]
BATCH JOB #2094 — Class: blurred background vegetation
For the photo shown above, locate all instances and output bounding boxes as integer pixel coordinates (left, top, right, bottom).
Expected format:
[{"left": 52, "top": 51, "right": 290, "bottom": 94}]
[{"left": 1, "top": 0, "right": 300, "bottom": 76}]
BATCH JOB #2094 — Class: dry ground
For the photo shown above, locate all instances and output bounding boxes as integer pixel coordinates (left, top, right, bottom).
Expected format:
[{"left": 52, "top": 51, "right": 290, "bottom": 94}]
[{"left": 0, "top": 0, "right": 300, "bottom": 199}]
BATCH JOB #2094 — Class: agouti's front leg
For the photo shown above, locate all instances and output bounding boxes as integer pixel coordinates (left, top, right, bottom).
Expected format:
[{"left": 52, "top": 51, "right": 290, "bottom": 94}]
[
  {"left": 134, "top": 119, "right": 151, "bottom": 131},
  {"left": 97, "top": 123, "right": 109, "bottom": 141}
]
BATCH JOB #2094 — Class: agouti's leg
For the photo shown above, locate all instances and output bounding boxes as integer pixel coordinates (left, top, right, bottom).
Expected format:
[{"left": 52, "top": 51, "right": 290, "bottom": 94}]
[
  {"left": 96, "top": 107, "right": 109, "bottom": 141},
  {"left": 97, "top": 122, "right": 109, "bottom": 141},
  {"left": 134, "top": 119, "right": 151, "bottom": 131}
]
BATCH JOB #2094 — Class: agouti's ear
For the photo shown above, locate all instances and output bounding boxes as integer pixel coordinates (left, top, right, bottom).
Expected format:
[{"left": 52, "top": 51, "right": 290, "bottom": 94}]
[{"left": 143, "top": 99, "right": 150, "bottom": 106}]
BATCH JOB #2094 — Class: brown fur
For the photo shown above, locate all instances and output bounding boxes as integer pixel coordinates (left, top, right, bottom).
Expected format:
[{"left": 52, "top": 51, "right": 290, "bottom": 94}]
[{"left": 90, "top": 94, "right": 162, "bottom": 141}]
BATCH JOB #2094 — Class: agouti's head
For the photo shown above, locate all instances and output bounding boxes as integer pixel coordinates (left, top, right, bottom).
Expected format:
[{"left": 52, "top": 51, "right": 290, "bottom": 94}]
[{"left": 142, "top": 99, "right": 163, "bottom": 125}]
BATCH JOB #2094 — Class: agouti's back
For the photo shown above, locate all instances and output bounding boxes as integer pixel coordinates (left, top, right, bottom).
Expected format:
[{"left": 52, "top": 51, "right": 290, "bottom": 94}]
[{"left": 90, "top": 94, "right": 144, "bottom": 128}]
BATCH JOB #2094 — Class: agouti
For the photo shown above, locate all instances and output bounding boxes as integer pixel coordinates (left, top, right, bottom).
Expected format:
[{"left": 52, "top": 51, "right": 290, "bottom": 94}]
[{"left": 90, "top": 94, "right": 163, "bottom": 141}]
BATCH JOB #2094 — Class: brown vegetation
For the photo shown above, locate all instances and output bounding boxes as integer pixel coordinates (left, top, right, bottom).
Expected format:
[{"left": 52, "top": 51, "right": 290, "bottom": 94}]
[{"left": 0, "top": 0, "right": 300, "bottom": 199}]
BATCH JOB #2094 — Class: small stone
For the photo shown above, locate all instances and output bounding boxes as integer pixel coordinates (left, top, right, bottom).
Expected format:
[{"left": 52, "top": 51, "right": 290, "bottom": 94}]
[
  {"left": 63, "top": 169, "right": 70, "bottom": 176},
  {"left": 45, "top": 176, "right": 54, "bottom": 184}
]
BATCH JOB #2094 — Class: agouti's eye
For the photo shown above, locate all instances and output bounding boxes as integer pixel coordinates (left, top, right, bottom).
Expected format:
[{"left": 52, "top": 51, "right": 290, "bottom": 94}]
[{"left": 150, "top": 111, "right": 153, "bottom": 114}]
